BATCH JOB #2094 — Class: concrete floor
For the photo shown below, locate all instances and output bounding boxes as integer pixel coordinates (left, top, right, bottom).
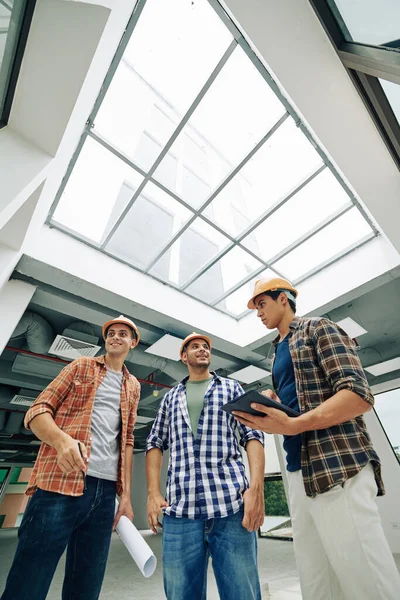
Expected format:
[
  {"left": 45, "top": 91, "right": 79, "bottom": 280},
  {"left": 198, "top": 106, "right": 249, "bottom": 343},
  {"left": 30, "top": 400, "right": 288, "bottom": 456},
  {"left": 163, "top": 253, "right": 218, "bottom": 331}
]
[{"left": 0, "top": 528, "right": 399, "bottom": 599}]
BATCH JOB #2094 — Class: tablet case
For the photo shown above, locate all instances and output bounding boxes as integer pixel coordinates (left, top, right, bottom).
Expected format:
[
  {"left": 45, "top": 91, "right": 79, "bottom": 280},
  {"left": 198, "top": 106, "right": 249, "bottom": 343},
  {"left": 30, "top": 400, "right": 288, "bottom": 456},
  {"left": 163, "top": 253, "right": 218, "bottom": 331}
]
[{"left": 221, "top": 389, "right": 300, "bottom": 418}]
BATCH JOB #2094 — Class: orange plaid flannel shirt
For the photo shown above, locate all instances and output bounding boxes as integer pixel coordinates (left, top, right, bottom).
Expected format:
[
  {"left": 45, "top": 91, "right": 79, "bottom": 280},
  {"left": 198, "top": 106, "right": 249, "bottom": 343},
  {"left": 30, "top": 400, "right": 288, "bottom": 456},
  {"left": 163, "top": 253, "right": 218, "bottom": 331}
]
[{"left": 24, "top": 355, "right": 140, "bottom": 497}]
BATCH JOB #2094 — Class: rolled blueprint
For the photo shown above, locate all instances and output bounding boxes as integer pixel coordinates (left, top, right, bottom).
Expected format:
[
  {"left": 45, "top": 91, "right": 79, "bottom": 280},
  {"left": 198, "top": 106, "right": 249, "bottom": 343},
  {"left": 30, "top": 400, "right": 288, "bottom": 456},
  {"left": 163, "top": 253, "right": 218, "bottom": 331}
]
[{"left": 115, "top": 500, "right": 157, "bottom": 578}]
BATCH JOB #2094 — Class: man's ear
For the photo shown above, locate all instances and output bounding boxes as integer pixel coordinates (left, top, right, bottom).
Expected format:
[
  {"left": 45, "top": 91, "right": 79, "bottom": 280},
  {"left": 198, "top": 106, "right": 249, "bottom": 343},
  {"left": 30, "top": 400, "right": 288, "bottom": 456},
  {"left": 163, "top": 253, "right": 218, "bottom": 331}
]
[
  {"left": 279, "top": 292, "right": 287, "bottom": 305},
  {"left": 181, "top": 352, "right": 187, "bottom": 365}
]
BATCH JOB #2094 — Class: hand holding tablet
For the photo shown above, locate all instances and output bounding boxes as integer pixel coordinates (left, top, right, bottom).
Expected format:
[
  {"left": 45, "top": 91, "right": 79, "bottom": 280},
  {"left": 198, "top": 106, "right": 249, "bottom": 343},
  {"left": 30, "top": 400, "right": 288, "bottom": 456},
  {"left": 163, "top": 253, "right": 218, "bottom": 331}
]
[{"left": 221, "top": 389, "right": 300, "bottom": 418}]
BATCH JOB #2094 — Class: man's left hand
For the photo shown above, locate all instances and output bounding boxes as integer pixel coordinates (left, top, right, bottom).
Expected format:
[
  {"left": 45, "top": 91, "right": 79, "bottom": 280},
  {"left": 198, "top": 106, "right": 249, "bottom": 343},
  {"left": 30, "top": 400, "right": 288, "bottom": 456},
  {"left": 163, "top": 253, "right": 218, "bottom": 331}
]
[
  {"left": 242, "top": 487, "right": 265, "bottom": 532},
  {"left": 233, "top": 404, "right": 301, "bottom": 436},
  {"left": 113, "top": 495, "right": 134, "bottom": 530}
]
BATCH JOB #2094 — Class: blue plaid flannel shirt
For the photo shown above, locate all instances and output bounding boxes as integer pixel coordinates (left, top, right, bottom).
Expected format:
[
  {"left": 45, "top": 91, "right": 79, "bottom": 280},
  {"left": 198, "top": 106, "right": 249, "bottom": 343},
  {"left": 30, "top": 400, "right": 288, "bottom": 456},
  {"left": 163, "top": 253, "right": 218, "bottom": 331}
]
[{"left": 146, "top": 373, "right": 264, "bottom": 519}]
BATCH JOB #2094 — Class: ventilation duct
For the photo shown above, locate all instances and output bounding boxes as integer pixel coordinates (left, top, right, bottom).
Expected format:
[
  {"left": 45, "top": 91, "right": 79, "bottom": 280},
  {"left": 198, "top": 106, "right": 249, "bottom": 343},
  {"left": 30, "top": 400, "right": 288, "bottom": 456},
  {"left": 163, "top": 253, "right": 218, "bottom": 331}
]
[
  {"left": 10, "top": 389, "right": 38, "bottom": 408},
  {"left": 0, "top": 411, "right": 7, "bottom": 431},
  {"left": 48, "top": 322, "right": 100, "bottom": 360},
  {"left": 96, "top": 343, "right": 188, "bottom": 384},
  {"left": 10, "top": 311, "right": 54, "bottom": 354},
  {"left": 12, "top": 354, "right": 64, "bottom": 380},
  {"left": 4, "top": 411, "right": 24, "bottom": 434},
  {"left": 0, "top": 386, "right": 19, "bottom": 411},
  {"left": 126, "top": 348, "right": 187, "bottom": 383}
]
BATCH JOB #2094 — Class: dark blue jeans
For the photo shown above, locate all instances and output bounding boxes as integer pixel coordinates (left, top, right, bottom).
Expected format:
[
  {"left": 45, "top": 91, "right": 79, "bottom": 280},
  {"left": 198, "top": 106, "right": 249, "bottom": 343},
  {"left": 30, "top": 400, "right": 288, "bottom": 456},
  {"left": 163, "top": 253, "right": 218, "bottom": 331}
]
[
  {"left": 162, "top": 507, "right": 261, "bottom": 600},
  {"left": 1, "top": 476, "right": 116, "bottom": 600}
]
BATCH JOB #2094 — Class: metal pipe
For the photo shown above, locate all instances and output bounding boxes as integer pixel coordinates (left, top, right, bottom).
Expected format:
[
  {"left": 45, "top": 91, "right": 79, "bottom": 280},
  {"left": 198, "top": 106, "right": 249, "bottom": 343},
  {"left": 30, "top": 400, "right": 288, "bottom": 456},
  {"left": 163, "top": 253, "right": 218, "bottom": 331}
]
[{"left": 4, "top": 346, "right": 172, "bottom": 389}]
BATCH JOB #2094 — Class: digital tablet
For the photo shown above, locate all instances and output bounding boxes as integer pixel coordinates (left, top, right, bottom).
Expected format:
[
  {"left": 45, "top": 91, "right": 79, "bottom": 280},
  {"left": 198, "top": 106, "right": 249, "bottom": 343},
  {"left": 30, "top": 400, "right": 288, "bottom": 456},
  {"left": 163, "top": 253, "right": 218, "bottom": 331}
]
[{"left": 221, "top": 389, "right": 300, "bottom": 418}]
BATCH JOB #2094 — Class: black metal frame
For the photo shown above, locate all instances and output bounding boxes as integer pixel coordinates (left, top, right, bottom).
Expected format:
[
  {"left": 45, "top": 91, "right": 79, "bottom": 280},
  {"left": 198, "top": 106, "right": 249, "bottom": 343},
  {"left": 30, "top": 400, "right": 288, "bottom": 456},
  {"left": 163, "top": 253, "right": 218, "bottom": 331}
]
[
  {"left": 309, "top": 0, "right": 400, "bottom": 171},
  {"left": 0, "top": 0, "right": 36, "bottom": 128},
  {"left": 258, "top": 473, "right": 293, "bottom": 542}
]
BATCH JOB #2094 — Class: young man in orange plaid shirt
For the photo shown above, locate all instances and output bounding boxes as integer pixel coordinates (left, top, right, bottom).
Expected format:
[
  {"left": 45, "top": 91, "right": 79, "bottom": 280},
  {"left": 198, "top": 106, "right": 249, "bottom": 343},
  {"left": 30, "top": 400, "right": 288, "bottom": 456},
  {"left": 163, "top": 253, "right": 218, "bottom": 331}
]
[{"left": 1, "top": 316, "right": 141, "bottom": 600}]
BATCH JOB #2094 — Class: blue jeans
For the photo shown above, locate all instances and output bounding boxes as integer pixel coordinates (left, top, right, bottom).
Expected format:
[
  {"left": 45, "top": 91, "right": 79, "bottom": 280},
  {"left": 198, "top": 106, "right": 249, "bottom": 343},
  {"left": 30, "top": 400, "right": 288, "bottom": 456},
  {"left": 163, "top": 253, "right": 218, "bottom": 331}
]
[
  {"left": 162, "top": 507, "right": 261, "bottom": 600},
  {"left": 1, "top": 476, "right": 116, "bottom": 600}
]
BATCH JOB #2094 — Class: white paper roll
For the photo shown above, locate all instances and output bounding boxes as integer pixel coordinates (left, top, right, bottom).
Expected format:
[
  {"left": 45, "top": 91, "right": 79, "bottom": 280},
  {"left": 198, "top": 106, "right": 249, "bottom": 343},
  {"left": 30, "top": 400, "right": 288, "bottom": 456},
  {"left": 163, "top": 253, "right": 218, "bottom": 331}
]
[{"left": 114, "top": 501, "right": 157, "bottom": 578}]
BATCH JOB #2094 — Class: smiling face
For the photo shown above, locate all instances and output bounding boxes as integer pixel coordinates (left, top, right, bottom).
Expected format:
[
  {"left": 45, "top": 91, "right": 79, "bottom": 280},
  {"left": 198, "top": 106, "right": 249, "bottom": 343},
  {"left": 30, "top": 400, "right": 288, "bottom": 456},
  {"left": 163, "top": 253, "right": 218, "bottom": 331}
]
[
  {"left": 104, "top": 324, "right": 136, "bottom": 359},
  {"left": 181, "top": 338, "right": 211, "bottom": 369},
  {"left": 255, "top": 292, "right": 288, "bottom": 330}
]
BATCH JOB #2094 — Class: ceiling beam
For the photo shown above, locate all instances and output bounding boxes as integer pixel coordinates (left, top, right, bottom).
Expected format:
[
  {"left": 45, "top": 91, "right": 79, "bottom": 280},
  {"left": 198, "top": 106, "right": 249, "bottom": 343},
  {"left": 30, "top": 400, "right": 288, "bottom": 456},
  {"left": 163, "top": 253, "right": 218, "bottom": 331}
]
[{"left": 338, "top": 43, "right": 400, "bottom": 85}]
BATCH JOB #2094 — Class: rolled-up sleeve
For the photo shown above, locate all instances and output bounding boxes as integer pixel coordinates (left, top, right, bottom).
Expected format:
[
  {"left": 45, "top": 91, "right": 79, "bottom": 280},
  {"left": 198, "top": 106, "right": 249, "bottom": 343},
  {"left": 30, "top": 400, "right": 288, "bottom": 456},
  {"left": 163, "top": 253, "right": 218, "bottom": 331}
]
[
  {"left": 146, "top": 392, "right": 170, "bottom": 453},
  {"left": 24, "top": 362, "right": 77, "bottom": 429},
  {"left": 232, "top": 381, "right": 265, "bottom": 448},
  {"left": 126, "top": 380, "right": 141, "bottom": 446},
  {"left": 314, "top": 319, "right": 374, "bottom": 405}
]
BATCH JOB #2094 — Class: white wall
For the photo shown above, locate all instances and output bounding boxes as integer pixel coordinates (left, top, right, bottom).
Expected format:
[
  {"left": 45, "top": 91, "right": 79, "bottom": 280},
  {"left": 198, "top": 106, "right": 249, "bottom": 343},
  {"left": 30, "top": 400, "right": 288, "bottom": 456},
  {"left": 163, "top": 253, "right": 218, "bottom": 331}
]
[
  {"left": 131, "top": 450, "right": 169, "bottom": 531},
  {"left": 364, "top": 408, "right": 400, "bottom": 553}
]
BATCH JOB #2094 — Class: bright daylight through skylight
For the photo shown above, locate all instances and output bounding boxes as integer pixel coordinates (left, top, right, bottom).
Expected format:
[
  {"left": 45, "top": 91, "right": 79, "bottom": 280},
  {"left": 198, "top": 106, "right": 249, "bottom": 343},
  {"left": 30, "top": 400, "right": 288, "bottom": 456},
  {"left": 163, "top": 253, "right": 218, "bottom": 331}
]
[{"left": 49, "top": 0, "right": 377, "bottom": 318}]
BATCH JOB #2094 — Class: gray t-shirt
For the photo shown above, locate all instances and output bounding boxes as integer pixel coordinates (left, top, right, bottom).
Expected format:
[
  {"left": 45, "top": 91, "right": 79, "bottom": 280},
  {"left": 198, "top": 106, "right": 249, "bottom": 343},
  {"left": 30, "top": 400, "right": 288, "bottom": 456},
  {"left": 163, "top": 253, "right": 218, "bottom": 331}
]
[{"left": 87, "top": 369, "right": 123, "bottom": 481}]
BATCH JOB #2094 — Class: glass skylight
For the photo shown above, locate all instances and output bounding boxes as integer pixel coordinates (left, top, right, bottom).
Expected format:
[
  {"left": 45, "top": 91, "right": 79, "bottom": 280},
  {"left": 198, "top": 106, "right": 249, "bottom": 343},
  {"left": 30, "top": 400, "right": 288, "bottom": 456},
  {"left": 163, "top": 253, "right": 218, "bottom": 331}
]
[
  {"left": 329, "top": 0, "right": 400, "bottom": 46},
  {"left": 379, "top": 79, "right": 400, "bottom": 127},
  {"left": 49, "top": 0, "right": 377, "bottom": 318}
]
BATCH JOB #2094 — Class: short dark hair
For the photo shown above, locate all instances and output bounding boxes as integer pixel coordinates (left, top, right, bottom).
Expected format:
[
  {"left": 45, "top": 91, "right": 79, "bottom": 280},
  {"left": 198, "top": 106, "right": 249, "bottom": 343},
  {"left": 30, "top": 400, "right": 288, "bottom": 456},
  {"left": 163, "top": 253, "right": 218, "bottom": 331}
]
[
  {"left": 105, "top": 324, "right": 136, "bottom": 340},
  {"left": 260, "top": 290, "right": 296, "bottom": 314},
  {"left": 182, "top": 339, "right": 210, "bottom": 354}
]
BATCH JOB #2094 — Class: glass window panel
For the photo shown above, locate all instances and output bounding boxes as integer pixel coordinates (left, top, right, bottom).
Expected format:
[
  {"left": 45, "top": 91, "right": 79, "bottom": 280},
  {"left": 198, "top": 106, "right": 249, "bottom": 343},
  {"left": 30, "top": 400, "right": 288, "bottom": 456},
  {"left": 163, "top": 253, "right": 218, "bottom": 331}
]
[
  {"left": 241, "top": 169, "right": 351, "bottom": 261},
  {"left": 330, "top": 0, "right": 400, "bottom": 46},
  {"left": 215, "top": 269, "right": 275, "bottom": 316},
  {"left": 185, "top": 247, "right": 263, "bottom": 304},
  {"left": 374, "top": 389, "right": 400, "bottom": 464},
  {"left": 149, "top": 219, "right": 231, "bottom": 286},
  {"left": 203, "top": 118, "right": 323, "bottom": 237},
  {"left": 273, "top": 208, "right": 373, "bottom": 280},
  {"left": 94, "top": 0, "right": 232, "bottom": 171},
  {"left": 153, "top": 45, "right": 286, "bottom": 207},
  {"left": 0, "top": 0, "right": 27, "bottom": 118},
  {"left": 52, "top": 137, "right": 144, "bottom": 243},
  {"left": 106, "top": 182, "right": 192, "bottom": 270},
  {"left": 260, "top": 476, "right": 292, "bottom": 540},
  {"left": 380, "top": 79, "right": 400, "bottom": 125}
]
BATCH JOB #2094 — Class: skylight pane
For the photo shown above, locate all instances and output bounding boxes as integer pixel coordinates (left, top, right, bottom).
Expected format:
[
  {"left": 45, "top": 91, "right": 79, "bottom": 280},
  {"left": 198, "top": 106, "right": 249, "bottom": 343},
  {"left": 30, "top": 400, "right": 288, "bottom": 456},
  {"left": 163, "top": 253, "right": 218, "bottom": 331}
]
[
  {"left": 0, "top": 0, "right": 28, "bottom": 118},
  {"left": 106, "top": 182, "right": 192, "bottom": 270},
  {"left": 273, "top": 208, "right": 373, "bottom": 280},
  {"left": 203, "top": 118, "right": 323, "bottom": 237},
  {"left": 228, "top": 365, "right": 271, "bottom": 384},
  {"left": 185, "top": 247, "right": 263, "bottom": 304},
  {"left": 52, "top": 137, "right": 144, "bottom": 243},
  {"left": 215, "top": 269, "right": 275, "bottom": 316},
  {"left": 94, "top": 0, "right": 232, "bottom": 171},
  {"left": 149, "top": 218, "right": 231, "bottom": 286},
  {"left": 241, "top": 169, "right": 351, "bottom": 260},
  {"left": 331, "top": 0, "right": 400, "bottom": 46},
  {"left": 380, "top": 79, "right": 400, "bottom": 127},
  {"left": 152, "top": 45, "right": 286, "bottom": 207}
]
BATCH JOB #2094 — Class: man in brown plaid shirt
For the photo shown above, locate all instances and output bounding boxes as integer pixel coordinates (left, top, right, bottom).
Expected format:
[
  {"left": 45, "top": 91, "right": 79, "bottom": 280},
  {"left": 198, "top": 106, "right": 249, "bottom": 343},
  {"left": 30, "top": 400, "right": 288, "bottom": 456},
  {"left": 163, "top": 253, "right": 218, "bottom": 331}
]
[
  {"left": 233, "top": 277, "right": 400, "bottom": 600},
  {"left": 1, "top": 316, "right": 141, "bottom": 600}
]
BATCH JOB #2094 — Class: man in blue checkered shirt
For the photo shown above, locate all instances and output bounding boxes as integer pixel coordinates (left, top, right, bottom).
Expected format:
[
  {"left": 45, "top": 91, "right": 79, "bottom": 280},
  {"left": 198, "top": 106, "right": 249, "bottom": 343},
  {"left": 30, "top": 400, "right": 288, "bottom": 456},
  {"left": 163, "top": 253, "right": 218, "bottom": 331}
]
[{"left": 146, "top": 332, "right": 265, "bottom": 600}]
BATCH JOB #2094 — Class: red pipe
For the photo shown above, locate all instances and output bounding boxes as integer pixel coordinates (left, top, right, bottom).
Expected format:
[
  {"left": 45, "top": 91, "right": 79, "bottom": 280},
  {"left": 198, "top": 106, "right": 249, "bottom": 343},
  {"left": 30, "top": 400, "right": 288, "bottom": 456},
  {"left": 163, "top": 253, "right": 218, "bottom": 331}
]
[{"left": 5, "top": 345, "right": 172, "bottom": 389}]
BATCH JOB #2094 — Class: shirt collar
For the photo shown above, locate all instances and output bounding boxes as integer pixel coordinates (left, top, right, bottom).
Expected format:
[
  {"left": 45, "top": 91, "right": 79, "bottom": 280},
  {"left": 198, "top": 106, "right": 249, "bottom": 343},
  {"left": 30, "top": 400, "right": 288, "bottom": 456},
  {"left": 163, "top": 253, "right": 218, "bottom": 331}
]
[
  {"left": 272, "top": 316, "right": 302, "bottom": 346},
  {"left": 95, "top": 354, "right": 131, "bottom": 379},
  {"left": 178, "top": 371, "right": 219, "bottom": 387}
]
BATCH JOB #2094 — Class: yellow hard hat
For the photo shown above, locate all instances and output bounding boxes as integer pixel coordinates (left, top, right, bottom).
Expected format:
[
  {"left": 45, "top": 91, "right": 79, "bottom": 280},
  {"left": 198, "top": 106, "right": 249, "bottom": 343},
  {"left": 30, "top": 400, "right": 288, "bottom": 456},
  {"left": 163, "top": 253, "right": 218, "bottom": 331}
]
[
  {"left": 180, "top": 332, "right": 212, "bottom": 359},
  {"left": 102, "top": 315, "right": 140, "bottom": 347},
  {"left": 247, "top": 277, "right": 298, "bottom": 310}
]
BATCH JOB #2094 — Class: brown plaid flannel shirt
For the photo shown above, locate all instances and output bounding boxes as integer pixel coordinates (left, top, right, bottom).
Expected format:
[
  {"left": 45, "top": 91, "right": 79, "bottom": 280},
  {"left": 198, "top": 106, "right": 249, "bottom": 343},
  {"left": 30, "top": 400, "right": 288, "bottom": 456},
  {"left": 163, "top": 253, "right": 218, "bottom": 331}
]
[
  {"left": 24, "top": 355, "right": 140, "bottom": 497},
  {"left": 272, "top": 317, "right": 384, "bottom": 497}
]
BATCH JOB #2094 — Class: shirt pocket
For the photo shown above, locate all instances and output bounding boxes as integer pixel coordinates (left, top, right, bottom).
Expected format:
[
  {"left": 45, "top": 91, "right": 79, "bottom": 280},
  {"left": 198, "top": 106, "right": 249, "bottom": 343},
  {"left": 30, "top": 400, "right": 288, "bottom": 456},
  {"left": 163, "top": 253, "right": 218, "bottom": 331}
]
[
  {"left": 70, "top": 378, "right": 95, "bottom": 406},
  {"left": 295, "top": 337, "right": 319, "bottom": 371}
]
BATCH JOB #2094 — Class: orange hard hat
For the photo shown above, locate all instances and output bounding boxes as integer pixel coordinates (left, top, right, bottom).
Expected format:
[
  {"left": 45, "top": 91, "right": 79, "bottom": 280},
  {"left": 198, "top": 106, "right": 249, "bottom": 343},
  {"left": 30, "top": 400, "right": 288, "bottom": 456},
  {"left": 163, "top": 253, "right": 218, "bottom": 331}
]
[
  {"left": 180, "top": 332, "right": 212, "bottom": 358},
  {"left": 102, "top": 315, "right": 140, "bottom": 347},
  {"left": 247, "top": 277, "right": 298, "bottom": 310}
]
